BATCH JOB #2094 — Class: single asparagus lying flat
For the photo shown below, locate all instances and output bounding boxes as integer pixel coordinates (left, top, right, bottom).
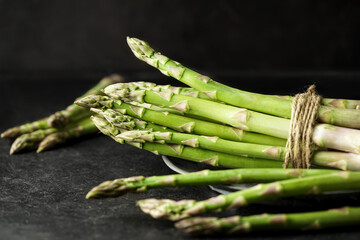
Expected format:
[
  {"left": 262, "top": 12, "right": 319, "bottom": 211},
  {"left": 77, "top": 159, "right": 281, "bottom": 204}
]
[
  {"left": 75, "top": 95, "right": 287, "bottom": 147},
  {"left": 86, "top": 168, "right": 337, "bottom": 199},
  {"left": 104, "top": 85, "right": 360, "bottom": 154},
  {"left": 91, "top": 115, "right": 284, "bottom": 169},
  {"left": 127, "top": 37, "right": 360, "bottom": 129},
  {"left": 137, "top": 171, "right": 360, "bottom": 221},
  {"left": 175, "top": 206, "right": 360, "bottom": 236}
]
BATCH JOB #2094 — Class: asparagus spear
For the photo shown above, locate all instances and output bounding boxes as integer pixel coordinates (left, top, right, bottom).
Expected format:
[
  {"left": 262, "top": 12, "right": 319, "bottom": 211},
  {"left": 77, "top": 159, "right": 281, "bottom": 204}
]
[
  {"left": 75, "top": 95, "right": 287, "bottom": 146},
  {"left": 86, "top": 168, "right": 337, "bottom": 199},
  {"left": 37, "top": 117, "right": 97, "bottom": 152},
  {"left": 137, "top": 171, "right": 360, "bottom": 221},
  {"left": 322, "top": 98, "right": 360, "bottom": 109},
  {"left": 1, "top": 118, "right": 50, "bottom": 139},
  {"left": 105, "top": 85, "right": 360, "bottom": 154},
  {"left": 91, "top": 115, "right": 284, "bottom": 169},
  {"left": 108, "top": 81, "right": 360, "bottom": 110},
  {"left": 281, "top": 95, "right": 360, "bottom": 110},
  {"left": 47, "top": 74, "right": 124, "bottom": 128},
  {"left": 126, "top": 37, "right": 360, "bottom": 129},
  {"left": 104, "top": 81, "right": 217, "bottom": 102},
  {"left": 9, "top": 117, "right": 97, "bottom": 154},
  {"left": 90, "top": 108, "right": 176, "bottom": 133},
  {"left": 113, "top": 129, "right": 360, "bottom": 171},
  {"left": 175, "top": 206, "right": 360, "bottom": 235},
  {"left": 9, "top": 128, "right": 58, "bottom": 154}
]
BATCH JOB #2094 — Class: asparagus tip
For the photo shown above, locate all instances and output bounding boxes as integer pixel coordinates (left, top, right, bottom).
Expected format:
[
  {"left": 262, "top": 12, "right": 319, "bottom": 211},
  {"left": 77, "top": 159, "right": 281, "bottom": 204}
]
[
  {"left": 37, "top": 133, "right": 64, "bottom": 153},
  {"left": 175, "top": 217, "right": 221, "bottom": 236},
  {"left": 9, "top": 148, "right": 15, "bottom": 155},
  {"left": 36, "top": 146, "right": 45, "bottom": 153},
  {"left": 1, "top": 128, "right": 19, "bottom": 139},
  {"left": 137, "top": 198, "right": 195, "bottom": 221},
  {"left": 85, "top": 191, "right": 94, "bottom": 199},
  {"left": 9, "top": 135, "right": 29, "bottom": 154}
]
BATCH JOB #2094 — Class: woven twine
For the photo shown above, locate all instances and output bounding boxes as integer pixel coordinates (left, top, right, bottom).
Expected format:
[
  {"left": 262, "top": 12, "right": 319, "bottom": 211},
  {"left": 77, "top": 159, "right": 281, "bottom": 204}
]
[{"left": 283, "top": 85, "right": 321, "bottom": 169}]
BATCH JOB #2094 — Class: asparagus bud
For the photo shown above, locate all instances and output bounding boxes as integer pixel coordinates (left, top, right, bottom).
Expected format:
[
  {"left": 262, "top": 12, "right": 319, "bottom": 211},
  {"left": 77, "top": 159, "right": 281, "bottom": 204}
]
[{"left": 9, "top": 128, "right": 57, "bottom": 154}]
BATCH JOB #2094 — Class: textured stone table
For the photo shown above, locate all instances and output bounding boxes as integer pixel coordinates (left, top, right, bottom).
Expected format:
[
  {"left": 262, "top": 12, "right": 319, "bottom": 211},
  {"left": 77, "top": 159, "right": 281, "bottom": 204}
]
[{"left": 1, "top": 74, "right": 360, "bottom": 239}]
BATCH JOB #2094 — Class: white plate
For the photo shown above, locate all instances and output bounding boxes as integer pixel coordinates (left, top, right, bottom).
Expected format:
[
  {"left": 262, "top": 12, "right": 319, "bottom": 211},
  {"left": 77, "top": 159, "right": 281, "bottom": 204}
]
[{"left": 162, "top": 156, "right": 255, "bottom": 194}]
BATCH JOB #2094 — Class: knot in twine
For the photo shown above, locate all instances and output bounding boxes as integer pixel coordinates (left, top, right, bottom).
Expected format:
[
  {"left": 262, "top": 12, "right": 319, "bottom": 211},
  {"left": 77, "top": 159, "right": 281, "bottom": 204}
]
[{"left": 284, "top": 85, "right": 321, "bottom": 169}]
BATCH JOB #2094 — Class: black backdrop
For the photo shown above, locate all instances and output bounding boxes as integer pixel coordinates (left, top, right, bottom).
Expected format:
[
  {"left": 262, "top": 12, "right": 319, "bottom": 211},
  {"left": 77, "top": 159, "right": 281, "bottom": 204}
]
[
  {"left": 2, "top": 1, "right": 360, "bottom": 239},
  {"left": 0, "top": 0, "right": 359, "bottom": 79}
]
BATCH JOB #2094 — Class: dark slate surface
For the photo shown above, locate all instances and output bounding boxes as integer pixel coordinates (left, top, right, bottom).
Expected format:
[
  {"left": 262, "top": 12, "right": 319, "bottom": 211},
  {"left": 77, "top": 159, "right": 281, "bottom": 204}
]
[{"left": 1, "top": 75, "right": 360, "bottom": 240}]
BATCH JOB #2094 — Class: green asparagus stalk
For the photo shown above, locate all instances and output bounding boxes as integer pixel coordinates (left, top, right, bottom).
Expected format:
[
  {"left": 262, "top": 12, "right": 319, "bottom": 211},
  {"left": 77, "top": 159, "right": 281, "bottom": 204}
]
[
  {"left": 175, "top": 206, "right": 360, "bottom": 235},
  {"left": 75, "top": 95, "right": 287, "bottom": 147},
  {"left": 94, "top": 109, "right": 360, "bottom": 171},
  {"left": 91, "top": 115, "right": 284, "bottom": 169},
  {"left": 107, "top": 81, "right": 360, "bottom": 110},
  {"left": 37, "top": 117, "right": 97, "bottom": 152},
  {"left": 1, "top": 118, "right": 50, "bottom": 139},
  {"left": 280, "top": 95, "right": 360, "bottom": 110},
  {"left": 9, "top": 128, "right": 58, "bottom": 154},
  {"left": 113, "top": 129, "right": 360, "bottom": 171},
  {"left": 105, "top": 85, "right": 360, "bottom": 154},
  {"left": 86, "top": 168, "right": 337, "bottom": 199},
  {"left": 322, "top": 98, "right": 360, "bottom": 109},
  {"left": 47, "top": 74, "right": 124, "bottom": 128},
  {"left": 137, "top": 171, "right": 360, "bottom": 221},
  {"left": 104, "top": 81, "right": 217, "bottom": 102},
  {"left": 127, "top": 37, "right": 360, "bottom": 129}
]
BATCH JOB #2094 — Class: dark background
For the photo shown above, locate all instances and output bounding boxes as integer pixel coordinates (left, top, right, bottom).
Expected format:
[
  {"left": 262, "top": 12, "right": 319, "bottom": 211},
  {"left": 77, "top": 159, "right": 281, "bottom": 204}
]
[
  {"left": 1, "top": 1, "right": 360, "bottom": 240},
  {"left": 1, "top": 0, "right": 359, "bottom": 78}
]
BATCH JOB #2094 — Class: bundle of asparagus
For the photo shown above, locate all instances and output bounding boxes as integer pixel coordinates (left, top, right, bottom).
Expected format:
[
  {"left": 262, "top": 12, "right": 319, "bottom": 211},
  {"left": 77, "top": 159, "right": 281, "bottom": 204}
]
[
  {"left": 1, "top": 74, "right": 124, "bottom": 154},
  {"left": 76, "top": 84, "right": 360, "bottom": 171},
  {"left": 73, "top": 37, "right": 360, "bottom": 235}
]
